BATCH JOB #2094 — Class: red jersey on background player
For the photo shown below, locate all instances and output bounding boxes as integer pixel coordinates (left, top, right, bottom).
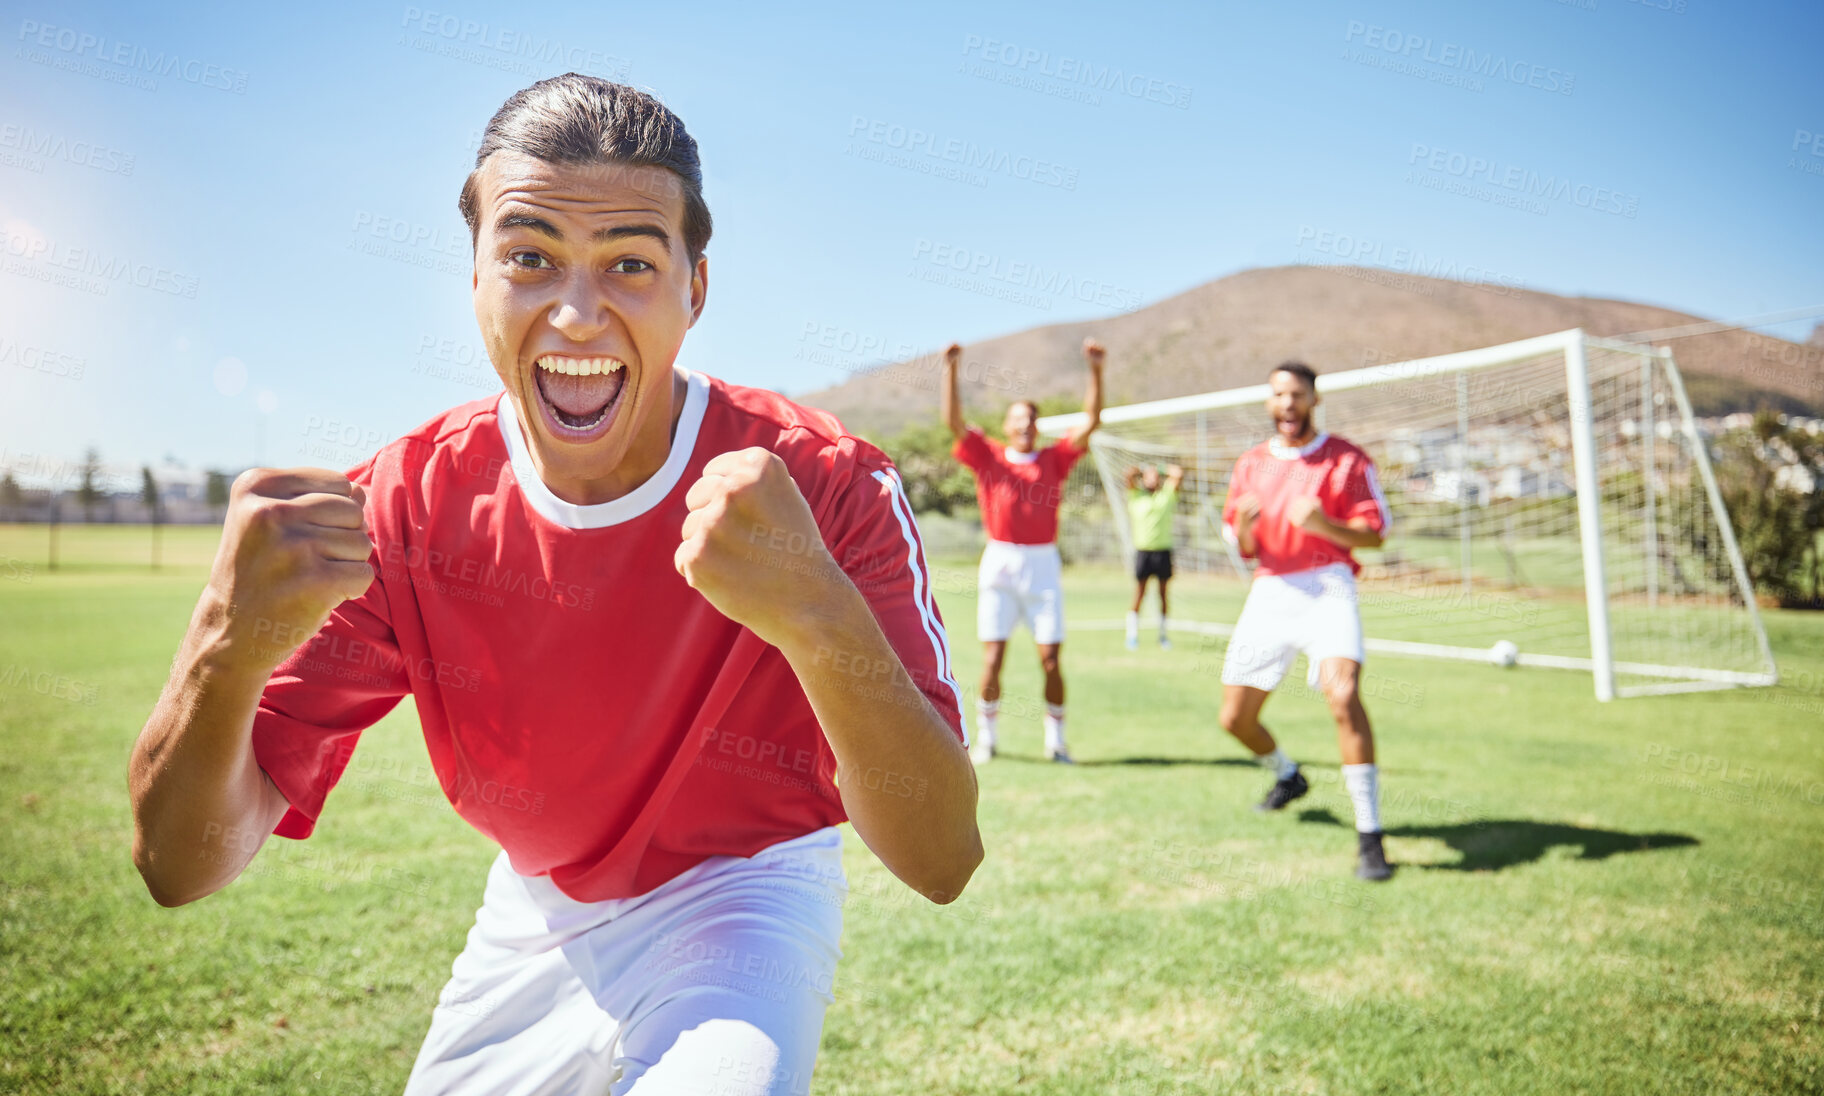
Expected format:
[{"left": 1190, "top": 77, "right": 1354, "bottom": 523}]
[
  {"left": 941, "top": 339, "right": 1103, "bottom": 765},
  {"left": 128, "top": 76, "right": 982, "bottom": 1095},
  {"left": 1218, "top": 361, "right": 1395, "bottom": 882}
]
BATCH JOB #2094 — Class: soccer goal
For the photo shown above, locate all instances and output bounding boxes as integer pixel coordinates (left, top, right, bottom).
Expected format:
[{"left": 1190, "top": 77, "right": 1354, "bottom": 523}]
[{"left": 1036, "top": 329, "right": 1779, "bottom": 701}]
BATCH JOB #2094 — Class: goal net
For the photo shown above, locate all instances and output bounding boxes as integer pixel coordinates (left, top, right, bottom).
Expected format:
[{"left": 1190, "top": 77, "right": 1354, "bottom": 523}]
[{"left": 1038, "top": 329, "right": 1778, "bottom": 701}]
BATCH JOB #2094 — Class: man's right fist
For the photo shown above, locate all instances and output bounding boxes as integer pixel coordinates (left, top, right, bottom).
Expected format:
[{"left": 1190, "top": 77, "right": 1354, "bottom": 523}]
[
  {"left": 943, "top": 342, "right": 963, "bottom": 367},
  {"left": 205, "top": 468, "right": 377, "bottom": 673}
]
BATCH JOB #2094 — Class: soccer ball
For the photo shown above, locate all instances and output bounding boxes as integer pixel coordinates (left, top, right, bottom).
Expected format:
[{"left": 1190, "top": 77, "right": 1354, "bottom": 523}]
[{"left": 1489, "top": 640, "right": 1520, "bottom": 668}]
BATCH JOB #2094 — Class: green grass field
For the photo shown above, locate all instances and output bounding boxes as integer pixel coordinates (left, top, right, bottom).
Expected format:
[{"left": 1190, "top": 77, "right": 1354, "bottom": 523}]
[{"left": 3, "top": 524, "right": 1822, "bottom": 1094}]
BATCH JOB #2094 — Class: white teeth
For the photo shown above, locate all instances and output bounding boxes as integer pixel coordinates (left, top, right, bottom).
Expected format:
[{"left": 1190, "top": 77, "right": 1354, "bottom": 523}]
[{"left": 536, "top": 356, "right": 626, "bottom": 376}]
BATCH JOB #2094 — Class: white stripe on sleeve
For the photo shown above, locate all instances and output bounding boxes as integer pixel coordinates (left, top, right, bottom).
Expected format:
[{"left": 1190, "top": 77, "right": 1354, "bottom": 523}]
[
  {"left": 871, "top": 469, "right": 968, "bottom": 744},
  {"left": 1363, "top": 462, "right": 1391, "bottom": 532}
]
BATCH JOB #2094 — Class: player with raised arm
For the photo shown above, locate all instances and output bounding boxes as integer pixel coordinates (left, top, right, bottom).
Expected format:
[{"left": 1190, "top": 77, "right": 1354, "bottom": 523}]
[
  {"left": 1124, "top": 463, "right": 1183, "bottom": 650},
  {"left": 127, "top": 75, "right": 980, "bottom": 1095},
  {"left": 941, "top": 339, "right": 1103, "bottom": 765},
  {"left": 1218, "top": 361, "right": 1394, "bottom": 881}
]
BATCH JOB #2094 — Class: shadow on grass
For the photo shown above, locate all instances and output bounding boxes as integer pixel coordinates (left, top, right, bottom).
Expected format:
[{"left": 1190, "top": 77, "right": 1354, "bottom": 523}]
[
  {"left": 1296, "top": 807, "right": 1699, "bottom": 872},
  {"left": 995, "top": 755, "right": 1339, "bottom": 770}
]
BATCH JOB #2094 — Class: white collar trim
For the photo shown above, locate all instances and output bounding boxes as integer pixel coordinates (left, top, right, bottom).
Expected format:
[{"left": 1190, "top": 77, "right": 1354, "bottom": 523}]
[
  {"left": 1004, "top": 445, "right": 1040, "bottom": 464},
  {"left": 495, "top": 369, "right": 709, "bottom": 529},
  {"left": 1268, "top": 431, "right": 1329, "bottom": 460}
]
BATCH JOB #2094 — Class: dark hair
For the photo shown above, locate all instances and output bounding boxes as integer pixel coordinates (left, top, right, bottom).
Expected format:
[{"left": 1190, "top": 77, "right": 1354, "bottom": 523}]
[
  {"left": 459, "top": 74, "right": 712, "bottom": 264},
  {"left": 1008, "top": 399, "right": 1040, "bottom": 420},
  {"left": 1270, "top": 360, "right": 1318, "bottom": 390}
]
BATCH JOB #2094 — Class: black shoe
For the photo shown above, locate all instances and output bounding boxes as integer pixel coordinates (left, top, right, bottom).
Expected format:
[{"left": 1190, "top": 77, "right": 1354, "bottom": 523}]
[
  {"left": 1254, "top": 768, "right": 1309, "bottom": 811},
  {"left": 1356, "top": 830, "right": 1393, "bottom": 881}
]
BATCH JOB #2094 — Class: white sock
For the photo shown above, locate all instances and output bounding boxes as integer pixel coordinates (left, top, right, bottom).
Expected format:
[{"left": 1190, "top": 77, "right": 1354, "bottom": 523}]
[
  {"left": 1260, "top": 748, "right": 1298, "bottom": 781},
  {"left": 1343, "top": 763, "right": 1381, "bottom": 833},
  {"left": 1044, "top": 703, "right": 1066, "bottom": 751},
  {"left": 1125, "top": 610, "right": 1139, "bottom": 640},
  {"left": 1159, "top": 614, "right": 1170, "bottom": 640},
  {"left": 976, "top": 699, "right": 999, "bottom": 746}
]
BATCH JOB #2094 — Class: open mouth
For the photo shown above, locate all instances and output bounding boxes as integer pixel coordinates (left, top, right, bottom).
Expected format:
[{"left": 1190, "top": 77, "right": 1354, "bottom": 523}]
[{"left": 532, "top": 356, "right": 628, "bottom": 442}]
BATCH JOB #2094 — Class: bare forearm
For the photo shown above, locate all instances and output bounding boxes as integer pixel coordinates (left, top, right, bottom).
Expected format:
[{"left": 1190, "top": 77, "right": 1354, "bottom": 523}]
[
  {"left": 940, "top": 363, "right": 965, "bottom": 439},
  {"left": 1070, "top": 369, "right": 1103, "bottom": 449},
  {"left": 1234, "top": 521, "right": 1258, "bottom": 557},
  {"left": 778, "top": 584, "right": 982, "bottom": 903},
  {"left": 129, "top": 594, "right": 288, "bottom": 906},
  {"left": 1312, "top": 516, "right": 1384, "bottom": 550}
]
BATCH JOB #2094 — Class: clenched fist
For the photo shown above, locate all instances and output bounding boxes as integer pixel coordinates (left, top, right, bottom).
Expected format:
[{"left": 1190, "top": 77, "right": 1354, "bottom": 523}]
[
  {"left": 675, "top": 447, "right": 841, "bottom": 650},
  {"left": 206, "top": 468, "right": 376, "bottom": 673},
  {"left": 1082, "top": 337, "right": 1106, "bottom": 370},
  {"left": 1286, "top": 495, "right": 1327, "bottom": 532}
]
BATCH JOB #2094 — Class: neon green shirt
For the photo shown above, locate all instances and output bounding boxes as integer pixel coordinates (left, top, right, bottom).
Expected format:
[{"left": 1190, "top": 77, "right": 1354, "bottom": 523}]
[{"left": 1128, "top": 485, "right": 1177, "bottom": 551}]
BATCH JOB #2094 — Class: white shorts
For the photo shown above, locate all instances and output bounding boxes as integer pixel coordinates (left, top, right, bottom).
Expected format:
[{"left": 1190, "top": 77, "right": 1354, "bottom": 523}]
[
  {"left": 976, "top": 540, "right": 1065, "bottom": 645},
  {"left": 405, "top": 827, "right": 846, "bottom": 1096},
  {"left": 1221, "top": 563, "right": 1366, "bottom": 692}
]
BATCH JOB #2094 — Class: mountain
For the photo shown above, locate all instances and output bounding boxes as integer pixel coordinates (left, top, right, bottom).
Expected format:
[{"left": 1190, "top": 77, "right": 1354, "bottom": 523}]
[{"left": 796, "top": 265, "right": 1824, "bottom": 439}]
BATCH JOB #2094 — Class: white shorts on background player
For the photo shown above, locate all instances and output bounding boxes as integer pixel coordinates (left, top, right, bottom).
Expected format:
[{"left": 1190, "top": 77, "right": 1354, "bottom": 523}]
[
  {"left": 404, "top": 827, "right": 845, "bottom": 1096},
  {"left": 976, "top": 540, "right": 1065, "bottom": 644},
  {"left": 1221, "top": 562, "right": 1366, "bottom": 691}
]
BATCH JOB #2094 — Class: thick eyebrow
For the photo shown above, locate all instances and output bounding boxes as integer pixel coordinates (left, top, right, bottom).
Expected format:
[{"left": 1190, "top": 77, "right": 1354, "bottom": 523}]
[{"left": 493, "top": 212, "right": 672, "bottom": 247}]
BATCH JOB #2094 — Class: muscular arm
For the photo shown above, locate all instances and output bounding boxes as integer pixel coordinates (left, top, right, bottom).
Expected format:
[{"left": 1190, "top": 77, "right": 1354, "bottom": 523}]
[
  {"left": 1230, "top": 492, "right": 1261, "bottom": 558},
  {"left": 940, "top": 343, "right": 965, "bottom": 441},
  {"left": 129, "top": 600, "right": 292, "bottom": 907},
  {"left": 1308, "top": 514, "right": 1385, "bottom": 550},
  {"left": 776, "top": 584, "right": 982, "bottom": 903},
  {"left": 128, "top": 469, "right": 375, "bottom": 907},
  {"left": 1067, "top": 338, "right": 1105, "bottom": 451}
]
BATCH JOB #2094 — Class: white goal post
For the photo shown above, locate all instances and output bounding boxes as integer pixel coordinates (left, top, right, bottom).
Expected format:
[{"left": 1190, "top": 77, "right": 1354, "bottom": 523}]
[{"left": 1037, "top": 329, "right": 1778, "bottom": 701}]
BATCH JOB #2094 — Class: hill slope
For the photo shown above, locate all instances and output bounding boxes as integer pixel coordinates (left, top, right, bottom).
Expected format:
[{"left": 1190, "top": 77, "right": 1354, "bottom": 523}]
[{"left": 798, "top": 265, "right": 1824, "bottom": 438}]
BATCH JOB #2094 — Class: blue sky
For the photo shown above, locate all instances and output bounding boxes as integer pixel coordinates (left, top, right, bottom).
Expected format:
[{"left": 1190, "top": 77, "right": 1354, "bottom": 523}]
[{"left": 2, "top": 0, "right": 1820, "bottom": 484}]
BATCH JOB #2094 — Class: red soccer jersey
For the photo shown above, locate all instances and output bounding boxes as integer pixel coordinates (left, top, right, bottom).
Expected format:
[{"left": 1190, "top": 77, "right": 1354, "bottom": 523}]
[
  {"left": 1220, "top": 433, "right": 1390, "bottom": 577},
  {"left": 251, "top": 371, "right": 965, "bottom": 902},
  {"left": 951, "top": 426, "right": 1084, "bottom": 545}
]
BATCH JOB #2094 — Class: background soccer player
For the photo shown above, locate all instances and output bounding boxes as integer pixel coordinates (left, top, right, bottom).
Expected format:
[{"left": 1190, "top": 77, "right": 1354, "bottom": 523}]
[
  {"left": 1123, "top": 463, "right": 1183, "bottom": 650},
  {"left": 940, "top": 339, "right": 1103, "bottom": 764},
  {"left": 1218, "top": 362, "right": 1394, "bottom": 881},
  {"left": 127, "top": 75, "right": 982, "bottom": 1094}
]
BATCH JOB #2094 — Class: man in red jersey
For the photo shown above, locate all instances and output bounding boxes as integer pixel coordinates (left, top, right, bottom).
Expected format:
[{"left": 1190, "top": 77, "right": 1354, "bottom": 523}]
[
  {"left": 1219, "top": 361, "right": 1394, "bottom": 881},
  {"left": 127, "top": 75, "right": 981, "bottom": 1094},
  {"left": 940, "top": 339, "right": 1103, "bottom": 765}
]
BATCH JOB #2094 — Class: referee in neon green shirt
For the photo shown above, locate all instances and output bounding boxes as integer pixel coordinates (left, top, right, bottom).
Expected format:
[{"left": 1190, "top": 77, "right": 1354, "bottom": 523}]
[{"left": 1125, "top": 463, "right": 1184, "bottom": 650}]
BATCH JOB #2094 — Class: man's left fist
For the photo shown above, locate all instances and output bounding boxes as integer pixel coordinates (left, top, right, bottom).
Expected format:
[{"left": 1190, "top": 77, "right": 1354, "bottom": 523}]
[{"left": 676, "top": 447, "right": 837, "bottom": 648}]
